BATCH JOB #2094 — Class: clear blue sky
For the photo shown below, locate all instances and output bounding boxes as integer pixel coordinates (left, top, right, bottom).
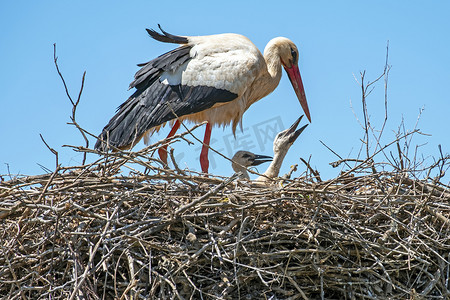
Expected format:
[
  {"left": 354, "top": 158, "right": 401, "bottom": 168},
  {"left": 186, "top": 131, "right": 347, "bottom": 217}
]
[{"left": 1, "top": 1, "right": 449, "bottom": 181}]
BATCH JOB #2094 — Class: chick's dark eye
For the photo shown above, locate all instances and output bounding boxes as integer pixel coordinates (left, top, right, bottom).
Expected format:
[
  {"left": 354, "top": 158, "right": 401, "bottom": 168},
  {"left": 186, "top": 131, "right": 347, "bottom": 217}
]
[
  {"left": 291, "top": 48, "right": 297, "bottom": 62},
  {"left": 242, "top": 154, "right": 250, "bottom": 158}
]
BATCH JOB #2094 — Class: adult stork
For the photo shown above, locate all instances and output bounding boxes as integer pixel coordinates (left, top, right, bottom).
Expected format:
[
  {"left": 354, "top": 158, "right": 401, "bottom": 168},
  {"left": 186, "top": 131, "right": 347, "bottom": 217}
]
[{"left": 95, "top": 25, "right": 311, "bottom": 173}]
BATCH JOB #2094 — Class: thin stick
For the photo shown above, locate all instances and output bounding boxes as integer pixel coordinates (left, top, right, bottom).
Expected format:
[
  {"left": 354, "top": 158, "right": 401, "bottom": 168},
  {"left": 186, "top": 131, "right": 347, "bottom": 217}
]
[{"left": 53, "top": 43, "right": 89, "bottom": 164}]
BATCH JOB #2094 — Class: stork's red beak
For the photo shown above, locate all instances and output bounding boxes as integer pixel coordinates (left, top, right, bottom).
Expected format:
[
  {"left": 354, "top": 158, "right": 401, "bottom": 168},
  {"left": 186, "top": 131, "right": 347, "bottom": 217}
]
[{"left": 284, "top": 65, "right": 311, "bottom": 122}]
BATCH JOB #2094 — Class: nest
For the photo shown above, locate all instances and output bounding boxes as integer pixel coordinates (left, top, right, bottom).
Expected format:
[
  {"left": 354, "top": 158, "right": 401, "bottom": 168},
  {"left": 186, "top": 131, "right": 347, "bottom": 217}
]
[{"left": 1, "top": 137, "right": 450, "bottom": 300}]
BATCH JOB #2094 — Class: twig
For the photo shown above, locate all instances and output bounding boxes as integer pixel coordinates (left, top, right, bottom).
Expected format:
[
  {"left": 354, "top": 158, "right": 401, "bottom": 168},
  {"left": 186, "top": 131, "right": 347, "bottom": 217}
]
[
  {"left": 68, "top": 203, "right": 121, "bottom": 300},
  {"left": 53, "top": 43, "right": 89, "bottom": 164},
  {"left": 174, "top": 173, "right": 239, "bottom": 215},
  {"left": 39, "top": 134, "right": 59, "bottom": 169}
]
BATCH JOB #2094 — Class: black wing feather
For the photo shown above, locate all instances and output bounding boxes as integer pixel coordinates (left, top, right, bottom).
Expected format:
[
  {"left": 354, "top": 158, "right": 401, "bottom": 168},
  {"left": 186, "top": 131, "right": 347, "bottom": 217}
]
[
  {"left": 130, "top": 46, "right": 192, "bottom": 91},
  {"left": 145, "top": 24, "right": 188, "bottom": 44},
  {"left": 96, "top": 81, "right": 237, "bottom": 151}
]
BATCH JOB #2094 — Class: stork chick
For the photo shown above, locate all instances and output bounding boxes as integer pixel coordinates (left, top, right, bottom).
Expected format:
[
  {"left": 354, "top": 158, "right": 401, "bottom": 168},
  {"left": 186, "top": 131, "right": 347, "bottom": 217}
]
[
  {"left": 232, "top": 116, "right": 307, "bottom": 182},
  {"left": 232, "top": 151, "right": 273, "bottom": 180}
]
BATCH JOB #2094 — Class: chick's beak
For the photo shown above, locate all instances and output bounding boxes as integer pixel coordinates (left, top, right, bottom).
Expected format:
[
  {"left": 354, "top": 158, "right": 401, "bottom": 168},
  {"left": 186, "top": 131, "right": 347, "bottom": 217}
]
[{"left": 250, "top": 154, "right": 273, "bottom": 166}]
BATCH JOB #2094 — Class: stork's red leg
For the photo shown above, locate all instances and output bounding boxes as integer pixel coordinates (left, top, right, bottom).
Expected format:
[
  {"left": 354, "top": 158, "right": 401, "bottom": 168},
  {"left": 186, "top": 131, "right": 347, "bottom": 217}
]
[
  {"left": 200, "top": 122, "right": 212, "bottom": 173},
  {"left": 158, "top": 120, "right": 181, "bottom": 165}
]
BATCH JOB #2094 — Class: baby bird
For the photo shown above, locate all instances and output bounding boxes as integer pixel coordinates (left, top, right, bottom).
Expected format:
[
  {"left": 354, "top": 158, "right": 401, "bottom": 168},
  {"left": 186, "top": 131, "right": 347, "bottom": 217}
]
[
  {"left": 231, "top": 151, "right": 272, "bottom": 180},
  {"left": 231, "top": 115, "right": 308, "bottom": 181}
]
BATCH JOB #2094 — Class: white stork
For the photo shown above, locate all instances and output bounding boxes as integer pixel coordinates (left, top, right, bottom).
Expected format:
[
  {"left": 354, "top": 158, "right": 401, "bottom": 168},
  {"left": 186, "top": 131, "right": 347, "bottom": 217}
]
[{"left": 95, "top": 25, "right": 311, "bottom": 173}]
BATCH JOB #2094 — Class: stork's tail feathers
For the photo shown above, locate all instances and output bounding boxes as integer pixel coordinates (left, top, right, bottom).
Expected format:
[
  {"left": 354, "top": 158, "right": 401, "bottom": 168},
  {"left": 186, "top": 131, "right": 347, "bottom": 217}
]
[
  {"left": 146, "top": 24, "right": 188, "bottom": 44},
  {"left": 94, "top": 132, "right": 112, "bottom": 152}
]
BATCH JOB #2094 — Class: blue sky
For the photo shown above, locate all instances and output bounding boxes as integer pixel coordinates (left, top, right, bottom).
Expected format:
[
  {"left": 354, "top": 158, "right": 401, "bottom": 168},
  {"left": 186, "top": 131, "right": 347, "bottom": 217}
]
[{"left": 1, "top": 1, "right": 449, "bottom": 181}]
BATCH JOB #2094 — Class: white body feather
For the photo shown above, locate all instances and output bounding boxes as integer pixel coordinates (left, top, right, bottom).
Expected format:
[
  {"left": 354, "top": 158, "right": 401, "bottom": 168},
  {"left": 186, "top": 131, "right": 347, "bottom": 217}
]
[{"left": 158, "top": 34, "right": 280, "bottom": 131}]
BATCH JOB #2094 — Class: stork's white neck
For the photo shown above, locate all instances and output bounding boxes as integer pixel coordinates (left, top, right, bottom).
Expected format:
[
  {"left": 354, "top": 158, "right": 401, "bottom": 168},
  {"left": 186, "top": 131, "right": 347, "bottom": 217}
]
[
  {"left": 263, "top": 39, "right": 284, "bottom": 82},
  {"left": 257, "top": 149, "right": 289, "bottom": 182},
  {"left": 245, "top": 40, "right": 283, "bottom": 104}
]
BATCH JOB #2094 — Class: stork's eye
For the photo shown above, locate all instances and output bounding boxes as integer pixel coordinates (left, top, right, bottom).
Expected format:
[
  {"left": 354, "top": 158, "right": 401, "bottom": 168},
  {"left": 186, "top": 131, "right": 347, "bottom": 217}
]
[
  {"left": 242, "top": 153, "right": 250, "bottom": 158},
  {"left": 290, "top": 48, "right": 297, "bottom": 62}
]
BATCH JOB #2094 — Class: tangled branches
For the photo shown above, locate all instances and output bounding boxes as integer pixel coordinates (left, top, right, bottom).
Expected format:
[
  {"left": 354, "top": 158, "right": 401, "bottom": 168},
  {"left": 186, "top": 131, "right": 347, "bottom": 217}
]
[{"left": 1, "top": 141, "right": 450, "bottom": 299}]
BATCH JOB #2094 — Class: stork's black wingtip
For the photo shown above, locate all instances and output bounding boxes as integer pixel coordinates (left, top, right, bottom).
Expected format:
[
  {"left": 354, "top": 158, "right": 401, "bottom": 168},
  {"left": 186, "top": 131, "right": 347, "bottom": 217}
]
[
  {"left": 94, "top": 140, "right": 104, "bottom": 152},
  {"left": 146, "top": 28, "right": 156, "bottom": 35},
  {"left": 157, "top": 24, "right": 171, "bottom": 37},
  {"left": 94, "top": 132, "right": 112, "bottom": 152},
  {"left": 146, "top": 25, "right": 164, "bottom": 35},
  {"left": 145, "top": 25, "right": 188, "bottom": 44}
]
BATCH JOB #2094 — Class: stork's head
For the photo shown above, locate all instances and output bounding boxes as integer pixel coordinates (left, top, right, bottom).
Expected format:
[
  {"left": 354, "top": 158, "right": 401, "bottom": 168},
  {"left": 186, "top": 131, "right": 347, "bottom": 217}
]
[
  {"left": 232, "top": 151, "right": 272, "bottom": 179},
  {"left": 232, "top": 151, "right": 272, "bottom": 169},
  {"left": 267, "top": 37, "right": 311, "bottom": 123}
]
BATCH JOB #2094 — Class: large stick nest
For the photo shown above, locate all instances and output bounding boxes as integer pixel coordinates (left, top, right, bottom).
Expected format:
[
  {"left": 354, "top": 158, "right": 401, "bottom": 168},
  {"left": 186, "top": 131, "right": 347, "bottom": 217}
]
[{"left": 1, "top": 139, "right": 450, "bottom": 300}]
